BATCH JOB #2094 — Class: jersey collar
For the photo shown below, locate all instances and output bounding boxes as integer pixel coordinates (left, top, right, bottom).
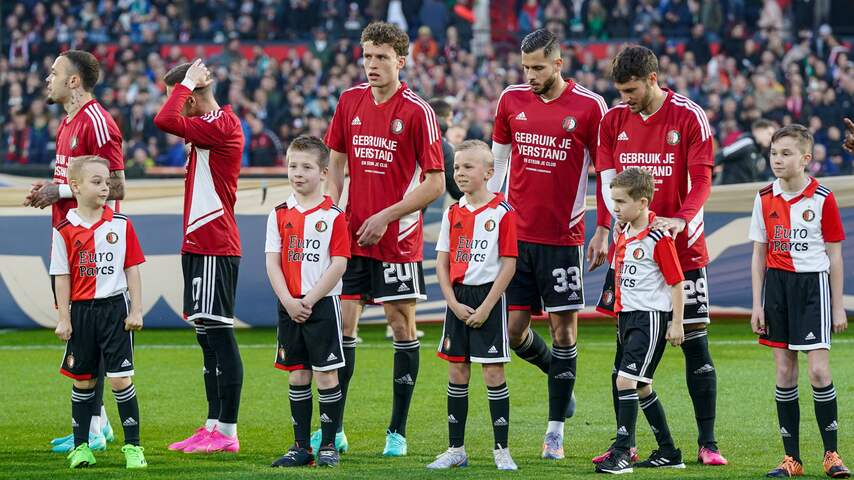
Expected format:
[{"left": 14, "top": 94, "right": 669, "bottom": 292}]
[
  {"left": 535, "top": 78, "right": 575, "bottom": 105},
  {"left": 66, "top": 98, "right": 100, "bottom": 125},
  {"left": 66, "top": 206, "right": 114, "bottom": 229},
  {"left": 286, "top": 193, "right": 333, "bottom": 214},
  {"left": 458, "top": 192, "right": 505, "bottom": 214},
  {"left": 368, "top": 81, "right": 407, "bottom": 109},
  {"left": 620, "top": 211, "right": 656, "bottom": 242},
  {"left": 771, "top": 177, "right": 818, "bottom": 198}
]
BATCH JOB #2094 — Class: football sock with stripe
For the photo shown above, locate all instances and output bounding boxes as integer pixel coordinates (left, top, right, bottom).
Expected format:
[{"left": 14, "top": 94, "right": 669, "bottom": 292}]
[
  {"left": 682, "top": 330, "right": 718, "bottom": 448},
  {"left": 548, "top": 344, "right": 577, "bottom": 422},
  {"left": 195, "top": 326, "right": 221, "bottom": 428},
  {"left": 318, "top": 386, "right": 342, "bottom": 447},
  {"left": 512, "top": 328, "right": 551, "bottom": 374},
  {"left": 614, "top": 389, "right": 639, "bottom": 451},
  {"left": 71, "top": 386, "right": 96, "bottom": 447},
  {"left": 389, "top": 340, "right": 419, "bottom": 437},
  {"left": 813, "top": 383, "right": 838, "bottom": 453},
  {"left": 338, "top": 336, "right": 357, "bottom": 432},
  {"left": 776, "top": 385, "right": 800, "bottom": 462},
  {"left": 487, "top": 383, "right": 510, "bottom": 449},
  {"left": 640, "top": 391, "right": 675, "bottom": 450},
  {"left": 289, "top": 384, "right": 313, "bottom": 448},
  {"left": 447, "top": 383, "right": 469, "bottom": 448},
  {"left": 114, "top": 384, "right": 140, "bottom": 446}
]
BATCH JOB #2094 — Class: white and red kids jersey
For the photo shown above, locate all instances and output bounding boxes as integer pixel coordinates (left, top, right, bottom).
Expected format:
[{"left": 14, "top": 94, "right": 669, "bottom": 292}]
[
  {"left": 436, "top": 193, "right": 518, "bottom": 285},
  {"left": 613, "top": 213, "right": 684, "bottom": 313},
  {"left": 265, "top": 195, "right": 351, "bottom": 298},
  {"left": 153, "top": 83, "right": 244, "bottom": 257},
  {"left": 324, "top": 82, "right": 444, "bottom": 263},
  {"left": 49, "top": 207, "right": 145, "bottom": 301},
  {"left": 53, "top": 99, "right": 124, "bottom": 227},
  {"left": 492, "top": 80, "right": 608, "bottom": 246},
  {"left": 749, "top": 177, "right": 845, "bottom": 273},
  {"left": 598, "top": 89, "right": 713, "bottom": 271}
]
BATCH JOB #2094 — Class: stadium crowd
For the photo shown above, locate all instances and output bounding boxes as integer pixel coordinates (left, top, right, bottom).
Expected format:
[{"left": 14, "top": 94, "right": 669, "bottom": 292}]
[{"left": 1, "top": 0, "right": 853, "bottom": 182}]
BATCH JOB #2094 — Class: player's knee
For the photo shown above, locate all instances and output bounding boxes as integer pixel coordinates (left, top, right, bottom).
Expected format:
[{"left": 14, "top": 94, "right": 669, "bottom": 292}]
[
  {"left": 448, "top": 362, "right": 470, "bottom": 384},
  {"left": 74, "top": 379, "right": 97, "bottom": 390},
  {"left": 506, "top": 314, "right": 530, "bottom": 344},
  {"left": 314, "top": 370, "right": 338, "bottom": 389},
  {"left": 808, "top": 362, "right": 832, "bottom": 387},
  {"left": 637, "top": 382, "right": 653, "bottom": 398},
  {"left": 481, "top": 364, "right": 505, "bottom": 386},
  {"left": 108, "top": 376, "right": 132, "bottom": 391},
  {"left": 775, "top": 362, "right": 798, "bottom": 386},
  {"left": 289, "top": 369, "right": 312, "bottom": 386},
  {"left": 615, "top": 375, "right": 636, "bottom": 390}
]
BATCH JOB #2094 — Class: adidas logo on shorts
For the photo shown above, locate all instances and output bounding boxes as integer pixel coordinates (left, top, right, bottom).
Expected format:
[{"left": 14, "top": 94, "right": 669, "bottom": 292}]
[
  {"left": 696, "top": 304, "right": 709, "bottom": 314},
  {"left": 320, "top": 413, "right": 332, "bottom": 423},
  {"left": 625, "top": 363, "right": 638, "bottom": 371},
  {"left": 327, "top": 353, "right": 338, "bottom": 361},
  {"left": 394, "top": 374, "right": 415, "bottom": 385},
  {"left": 805, "top": 332, "right": 816, "bottom": 341},
  {"left": 617, "top": 131, "right": 629, "bottom": 141},
  {"left": 568, "top": 292, "right": 579, "bottom": 301},
  {"left": 448, "top": 414, "right": 458, "bottom": 424},
  {"left": 488, "top": 345, "right": 498, "bottom": 354},
  {"left": 121, "top": 359, "right": 132, "bottom": 368},
  {"left": 780, "top": 427, "right": 791, "bottom": 437},
  {"left": 616, "top": 426, "right": 629, "bottom": 436},
  {"left": 493, "top": 417, "right": 508, "bottom": 426},
  {"left": 826, "top": 421, "right": 839, "bottom": 432},
  {"left": 123, "top": 417, "right": 138, "bottom": 427},
  {"left": 553, "top": 371, "right": 575, "bottom": 380},
  {"left": 398, "top": 283, "right": 410, "bottom": 292},
  {"left": 515, "top": 112, "right": 527, "bottom": 121}
]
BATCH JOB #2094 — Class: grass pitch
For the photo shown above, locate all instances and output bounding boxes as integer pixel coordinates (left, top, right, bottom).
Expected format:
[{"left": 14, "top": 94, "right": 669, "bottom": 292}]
[{"left": 1, "top": 321, "right": 851, "bottom": 479}]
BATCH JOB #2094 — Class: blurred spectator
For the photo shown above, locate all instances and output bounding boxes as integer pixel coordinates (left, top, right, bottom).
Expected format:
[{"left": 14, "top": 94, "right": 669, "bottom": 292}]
[
  {"left": 412, "top": 26, "right": 439, "bottom": 61},
  {"left": 429, "top": 98, "right": 462, "bottom": 201},
  {"left": 4, "top": 111, "right": 29, "bottom": 164},
  {"left": 247, "top": 114, "right": 283, "bottom": 167}
]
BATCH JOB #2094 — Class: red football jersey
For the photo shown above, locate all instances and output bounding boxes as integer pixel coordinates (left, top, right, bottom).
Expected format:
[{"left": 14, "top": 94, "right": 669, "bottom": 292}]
[
  {"left": 265, "top": 195, "right": 351, "bottom": 298},
  {"left": 53, "top": 99, "right": 124, "bottom": 227},
  {"left": 49, "top": 207, "right": 145, "bottom": 301},
  {"left": 153, "top": 84, "right": 244, "bottom": 257},
  {"left": 748, "top": 178, "right": 845, "bottom": 273},
  {"left": 492, "top": 80, "right": 607, "bottom": 246},
  {"left": 324, "top": 82, "right": 444, "bottom": 263},
  {"left": 436, "top": 193, "right": 518, "bottom": 286},
  {"left": 598, "top": 89, "right": 714, "bottom": 271}
]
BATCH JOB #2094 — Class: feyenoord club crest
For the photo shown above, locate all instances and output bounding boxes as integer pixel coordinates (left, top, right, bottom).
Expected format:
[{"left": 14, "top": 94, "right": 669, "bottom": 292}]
[
  {"left": 484, "top": 219, "right": 496, "bottom": 231},
  {"left": 391, "top": 118, "right": 404, "bottom": 134},
  {"left": 602, "top": 289, "right": 614, "bottom": 306},
  {"left": 443, "top": 336, "right": 452, "bottom": 351},
  {"left": 803, "top": 209, "right": 815, "bottom": 222},
  {"left": 562, "top": 115, "right": 577, "bottom": 132},
  {"left": 278, "top": 347, "right": 286, "bottom": 361},
  {"left": 106, "top": 232, "right": 119, "bottom": 244},
  {"left": 666, "top": 129, "right": 681, "bottom": 145},
  {"left": 315, "top": 220, "right": 328, "bottom": 232},
  {"left": 70, "top": 136, "right": 78, "bottom": 150},
  {"left": 66, "top": 354, "right": 75, "bottom": 368},
  {"left": 633, "top": 247, "right": 645, "bottom": 259}
]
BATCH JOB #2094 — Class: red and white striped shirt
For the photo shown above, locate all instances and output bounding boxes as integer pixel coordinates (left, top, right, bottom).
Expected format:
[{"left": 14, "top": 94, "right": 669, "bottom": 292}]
[
  {"left": 265, "top": 195, "right": 350, "bottom": 297},
  {"left": 49, "top": 207, "right": 145, "bottom": 301},
  {"left": 436, "top": 193, "right": 518, "bottom": 286},
  {"left": 749, "top": 177, "right": 845, "bottom": 273},
  {"left": 613, "top": 213, "right": 684, "bottom": 313}
]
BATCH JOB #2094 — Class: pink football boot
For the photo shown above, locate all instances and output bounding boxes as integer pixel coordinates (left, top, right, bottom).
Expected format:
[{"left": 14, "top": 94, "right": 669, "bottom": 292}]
[
  {"left": 698, "top": 447, "right": 729, "bottom": 466},
  {"left": 168, "top": 427, "right": 210, "bottom": 452},
  {"left": 187, "top": 429, "right": 240, "bottom": 453}
]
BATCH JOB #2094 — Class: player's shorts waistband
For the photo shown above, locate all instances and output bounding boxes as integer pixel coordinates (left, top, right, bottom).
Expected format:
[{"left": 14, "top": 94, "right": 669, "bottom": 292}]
[{"left": 72, "top": 292, "right": 126, "bottom": 307}]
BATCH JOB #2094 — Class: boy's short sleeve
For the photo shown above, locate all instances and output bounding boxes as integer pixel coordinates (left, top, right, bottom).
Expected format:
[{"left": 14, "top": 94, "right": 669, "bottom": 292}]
[
  {"left": 748, "top": 193, "right": 767, "bottom": 243},
  {"left": 49, "top": 228, "right": 69, "bottom": 275},
  {"left": 265, "top": 210, "right": 281, "bottom": 253}
]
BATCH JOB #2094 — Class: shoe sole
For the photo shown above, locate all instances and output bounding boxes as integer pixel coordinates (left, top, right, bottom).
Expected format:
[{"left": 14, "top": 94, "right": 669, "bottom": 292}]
[
  {"left": 596, "top": 467, "right": 634, "bottom": 474},
  {"left": 828, "top": 472, "right": 851, "bottom": 479},
  {"left": 637, "top": 463, "right": 686, "bottom": 469},
  {"left": 698, "top": 457, "right": 729, "bottom": 466},
  {"left": 427, "top": 461, "right": 468, "bottom": 469},
  {"left": 71, "top": 460, "right": 94, "bottom": 469}
]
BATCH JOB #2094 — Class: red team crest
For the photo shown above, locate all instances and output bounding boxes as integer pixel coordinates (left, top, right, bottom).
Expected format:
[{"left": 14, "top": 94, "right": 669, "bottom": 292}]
[
  {"left": 106, "top": 232, "right": 119, "bottom": 244},
  {"left": 666, "top": 129, "right": 681, "bottom": 145},
  {"left": 562, "top": 115, "right": 577, "bottom": 132},
  {"left": 70, "top": 136, "right": 78, "bottom": 150},
  {"left": 315, "top": 220, "right": 328, "bottom": 232},
  {"left": 802, "top": 209, "right": 815, "bottom": 222},
  {"left": 391, "top": 118, "right": 404, "bottom": 134},
  {"left": 484, "top": 219, "right": 496, "bottom": 232},
  {"left": 66, "top": 354, "right": 75, "bottom": 368},
  {"left": 633, "top": 247, "right": 645, "bottom": 259},
  {"left": 443, "top": 336, "right": 452, "bottom": 351},
  {"left": 601, "top": 289, "right": 614, "bottom": 306},
  {"left": 278, "top": 347, "right": 286, "bottom": 361}
]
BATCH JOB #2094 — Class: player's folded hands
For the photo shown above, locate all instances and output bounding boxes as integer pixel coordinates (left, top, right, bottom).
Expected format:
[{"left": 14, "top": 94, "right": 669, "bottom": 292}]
[
  {"left": 450, "top": 301, "right": 474, "bottom": 322},
  {"left": 465, "top": 308, "right": 487, "bottom": 328}
]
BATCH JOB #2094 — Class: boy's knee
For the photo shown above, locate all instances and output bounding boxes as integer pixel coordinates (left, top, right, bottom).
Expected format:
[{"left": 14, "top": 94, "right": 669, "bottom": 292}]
[
  {"left": 482, "top": 364, "right": 505, "bottom": 386},
  {"left": 314, "top": 370, "right": 339, "bottom": 389},
  {"left": 615, "top": 375, "right": 636, "bottom": 391},
  {"left": 448, "top": 362, "right": 470, "bottom": 384},
  {"left": 289, "top": 369, "right": 312, "bottom": 386},
  {"left": 74, "top": 379, "right": 97, "bottom": 390},
  {"left": 808, "top": 363, "right": 832, "bottom": 387},
  {"left": 109, "top": 376, "right": 132, "bottom": 391}
]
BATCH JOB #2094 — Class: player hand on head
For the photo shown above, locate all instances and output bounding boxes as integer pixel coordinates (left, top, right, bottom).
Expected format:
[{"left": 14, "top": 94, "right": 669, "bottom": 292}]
[
  {"left": 184, "top": 59, "right": 213, "bottom": 90},
  {"left": 449, "top": 301, "right": 475, "bottom": 322},
  {"left": 55, "top": 318, "right": 72, "bottom": 342},
  {"left": 651, "top": 216, "right": 686, "bottom": 236},
  {"left": 751, "top": 306, "right": 766, "bottom": 335},
  {"left": 465, "top": 306, "right": 488, "bottom": 329},
  {"left": 832, "top": 305, "right": 848, "bottom": 333},
  {"left": 124, "top": 310, "right": 143, "bottom": 332},
  {"left": 666, "top": 321, "right": 684, "bottom": 346},
  {"left": 356, "top": 211, "right": 391, "bottom": 247},
  {"left": 283, "top": 297, "right": 311, "bottom": 323}
]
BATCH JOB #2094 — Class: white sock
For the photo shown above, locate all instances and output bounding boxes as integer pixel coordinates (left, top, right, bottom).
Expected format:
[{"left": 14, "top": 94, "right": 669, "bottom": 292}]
[
  {"left": 449, "top": 445, "right": 465, "bottom": 453},
  {"left": 204, "top": 419, "right": 218, "bottom": 432},
  {"left": 100, "top": 406, "right": 109, "bottom": 429},
  {"left": 89, "top": 416, "right": 101, "bottom": 436},
  {"left": 547, "top": 421, "right": 564, "bottom": 435},
  {"left": 218, "top": 422, "right": 237, "bottom": 437}
]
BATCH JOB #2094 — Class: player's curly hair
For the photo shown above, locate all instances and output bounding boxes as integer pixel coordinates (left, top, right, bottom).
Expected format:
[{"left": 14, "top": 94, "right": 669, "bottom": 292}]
[
  {"left": 288, "top": 135, "right": 330, "bottom": 168},
  {"left": 361, "top": 22, "right": 409, "bottom": 57},
  {"left": 60, "top": 50, "right": 100, "bottom": 92},
  {"left": 610, "top": 45, "right": 659, "bottom": 84},
  {"left": 771, "top": 124, "right": 814, "bottom": 155},
  {"left": 611, "top": 167, "right": 655, "bottom": 202}
]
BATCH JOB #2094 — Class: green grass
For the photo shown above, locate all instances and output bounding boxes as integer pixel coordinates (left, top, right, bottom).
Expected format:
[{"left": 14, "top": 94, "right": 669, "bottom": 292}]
[{"left": 1, "top": 322, "right": 852, "bottom": 479}]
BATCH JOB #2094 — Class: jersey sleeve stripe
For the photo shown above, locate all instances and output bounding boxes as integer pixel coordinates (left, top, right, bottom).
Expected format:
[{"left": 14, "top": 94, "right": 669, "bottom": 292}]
[
  {"left": 83, "top": 106, "right": 107, "bottom": 147},
  {"left": 402, "top": 90, "right": 439, "bottom": 143},
  {"left": 90, "top": 105, "right": 112, "bottom": 147},
  {"left": 648, "top": 230, "right": 663, "bottom": 241},
  {"left": 671, "top": 96, "right": 712, "bottom": 141},
  {"left": 495, "top": 84, "right": 531, "bottom": 114},
  {"left": 572, "top": 85, "right": 608, "bottom": 115},
  {"left": 342, "top": 83, "right": 370, "bottom": 94}
]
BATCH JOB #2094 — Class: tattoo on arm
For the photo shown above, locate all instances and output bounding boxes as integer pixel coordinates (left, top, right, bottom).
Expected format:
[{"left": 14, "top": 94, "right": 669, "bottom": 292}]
[{"left": 108, "top": 170, "right": 126, "bottom": 200}]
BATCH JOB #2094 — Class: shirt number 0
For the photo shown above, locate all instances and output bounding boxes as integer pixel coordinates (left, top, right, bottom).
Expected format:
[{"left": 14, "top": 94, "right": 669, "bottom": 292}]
[{"left": 552, "top": 267, "right": 581, "bottom": 293}]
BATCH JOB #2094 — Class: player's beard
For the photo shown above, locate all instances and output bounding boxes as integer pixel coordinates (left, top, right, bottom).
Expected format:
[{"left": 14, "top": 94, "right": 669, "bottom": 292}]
[{"left": 533, "top": 73, "right": 557, "bottom": 96}]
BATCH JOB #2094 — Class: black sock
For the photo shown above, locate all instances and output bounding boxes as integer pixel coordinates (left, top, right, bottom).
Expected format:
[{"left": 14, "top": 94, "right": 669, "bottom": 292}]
[
  {"left": 206, "top": 326, "right": 244, "bottom": 425},
  {"left": 389, "top": 340, "right": 419, "bottom": 437},
  {"left": 195, "top": 327, "right": 221, "bottom": 421},
  {"left": 318, "top": 385, "right": 342, "bottom": 448},
  {"left": 512, "top": 328, "right": 551, "bottom": 374},
  {"left": 289, "top": 384, "right": 312, "bottom": 448},
  {"left": 813, "top": 383, "right": 838, "bottom": 453},
  {"left": 682, "top": 330, "right": 717, "bottom": 448},
  {"left": 548, "top": 344, "right": 577, "bottom": 421},
  {"left": 92, "top": 357, "right": 105, "bottom": 419},
  {"left": 114, "top": 384, "right": 140, "bottom": 446},
  {"left": 614, "top": 389, "right": 638, "bottom": 451},
  {"left": 338, "top": 336, "right": 357, "bottom": 432},
  {"left": 447, "top": 383, "right": 469, "bottom": 448},
  {"left": 487, "top": 383, "right": 510, "bottom": 449},
  {"left": 71, "top": 386, "right": 96, "bottom": 447},
  {"left": 776, "top": 385, "right": 800, "bottom": 461},
  {"left": 640, "top": 391, "right": 675, "bottom": 450},
  {"left": 612, "top": 335, "right": 622, "bottom": 425}
]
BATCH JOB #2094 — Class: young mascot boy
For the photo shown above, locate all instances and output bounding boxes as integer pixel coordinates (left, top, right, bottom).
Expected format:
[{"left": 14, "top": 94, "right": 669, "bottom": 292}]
[
  {"left": 265, "top": 136, "right": 350, "bottom": 468},
  {"left": 430, "top": 140, "right": 519, "bottom": 471},
  {"left": 596, "top": 167, "right": 686, "bottom": 474},
  {"left": 51, "top": 155, "right": 146, "bottom": 469},
  {"left": 749, "top": 124, "right": 849, "bottom": 479}
]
